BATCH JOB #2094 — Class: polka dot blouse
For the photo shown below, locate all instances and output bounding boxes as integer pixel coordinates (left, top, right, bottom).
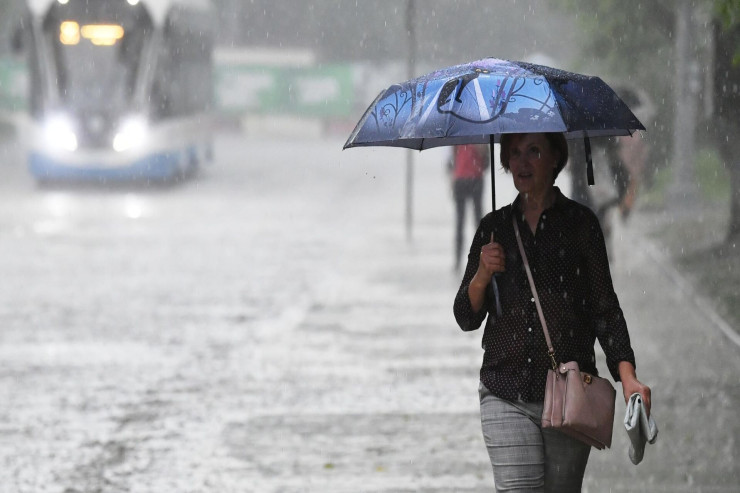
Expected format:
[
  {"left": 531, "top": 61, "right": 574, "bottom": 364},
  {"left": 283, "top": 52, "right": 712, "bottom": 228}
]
[{"left": 453, "top": 188, "right": 636, "bottom": 403}]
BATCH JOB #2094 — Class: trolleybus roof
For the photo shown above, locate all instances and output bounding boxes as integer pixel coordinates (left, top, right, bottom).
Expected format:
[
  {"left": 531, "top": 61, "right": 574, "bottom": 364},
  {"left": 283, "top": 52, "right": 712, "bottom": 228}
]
[{"left": 26, "top": 0, "right": 212, "bottom": 25}]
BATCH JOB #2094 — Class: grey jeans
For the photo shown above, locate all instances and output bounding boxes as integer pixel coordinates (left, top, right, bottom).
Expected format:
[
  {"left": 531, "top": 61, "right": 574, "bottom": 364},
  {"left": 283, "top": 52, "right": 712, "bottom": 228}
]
[{"left": 479, "top": 382, "right": 591, "bottom": 492}]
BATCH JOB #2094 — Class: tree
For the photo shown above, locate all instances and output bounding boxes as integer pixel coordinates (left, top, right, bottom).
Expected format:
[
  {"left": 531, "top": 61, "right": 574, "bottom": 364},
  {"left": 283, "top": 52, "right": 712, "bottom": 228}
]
[
  {"left": 559, "top": 0, "right": 740, "bottom": 242},
  {"left": 712, "top": 0, "right": 740, "bottom": 239}
]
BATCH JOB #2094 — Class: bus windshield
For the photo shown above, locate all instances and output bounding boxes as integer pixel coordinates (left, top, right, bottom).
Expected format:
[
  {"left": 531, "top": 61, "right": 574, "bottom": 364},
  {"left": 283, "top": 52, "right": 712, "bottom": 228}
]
[{"left": 44, "top": 1, "right": 152, "bottom": 113}]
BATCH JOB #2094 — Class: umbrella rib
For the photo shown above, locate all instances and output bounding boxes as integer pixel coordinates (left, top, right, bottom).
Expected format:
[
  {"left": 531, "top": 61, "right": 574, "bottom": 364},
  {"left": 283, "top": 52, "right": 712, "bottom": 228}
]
[
  {"left": 473, "top": 78, "right": 490, "bottom": 120},
  {"left": 418, "top": 84, "right": 446, "bottom": 129}
]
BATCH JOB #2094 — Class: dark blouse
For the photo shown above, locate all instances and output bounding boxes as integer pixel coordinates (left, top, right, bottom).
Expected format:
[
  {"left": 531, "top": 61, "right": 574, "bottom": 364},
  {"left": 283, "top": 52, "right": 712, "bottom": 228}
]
[{"left": 453, "top": 188, "right": 636, "bottom": 402}]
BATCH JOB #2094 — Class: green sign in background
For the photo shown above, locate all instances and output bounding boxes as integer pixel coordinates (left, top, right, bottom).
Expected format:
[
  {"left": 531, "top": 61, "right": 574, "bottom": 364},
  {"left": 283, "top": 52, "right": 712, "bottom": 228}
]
[
  {"left": 213, "top": 64, "right": 354, "bottom": 117},
  {"left": 0, "top": 59, "right": 354, "bottom": 118}
]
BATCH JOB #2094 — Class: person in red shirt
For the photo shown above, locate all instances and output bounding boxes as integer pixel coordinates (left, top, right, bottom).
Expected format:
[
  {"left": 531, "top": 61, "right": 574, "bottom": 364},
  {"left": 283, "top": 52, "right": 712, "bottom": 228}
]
[{"left": 448, "top": 144, "right": 490, "bottom": 271}]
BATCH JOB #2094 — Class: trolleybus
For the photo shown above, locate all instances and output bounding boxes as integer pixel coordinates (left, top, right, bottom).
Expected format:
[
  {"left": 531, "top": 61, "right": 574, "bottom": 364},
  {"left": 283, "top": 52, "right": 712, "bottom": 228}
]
[{"left": 18, "top": 0, "right": 214, "bottom": 183}]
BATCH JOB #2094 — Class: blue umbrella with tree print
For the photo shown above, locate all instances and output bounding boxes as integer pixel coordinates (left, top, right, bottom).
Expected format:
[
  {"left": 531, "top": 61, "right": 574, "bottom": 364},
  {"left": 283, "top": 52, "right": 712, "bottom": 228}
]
[{"left": 345, "top": 57, "right": 645, "bottom": 201}]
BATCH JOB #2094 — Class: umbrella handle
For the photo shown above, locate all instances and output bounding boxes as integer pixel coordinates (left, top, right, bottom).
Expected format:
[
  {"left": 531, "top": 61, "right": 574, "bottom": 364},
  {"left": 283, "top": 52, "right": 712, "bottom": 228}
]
[
  {"left": 488, "top": 228, "right": 503, "bottom": 318},
  {"left": 491, "top": 275, "right": 502, "bottom": 318},
  {"left": 489, "top": 135, "right": 496, "bottom": 211}
]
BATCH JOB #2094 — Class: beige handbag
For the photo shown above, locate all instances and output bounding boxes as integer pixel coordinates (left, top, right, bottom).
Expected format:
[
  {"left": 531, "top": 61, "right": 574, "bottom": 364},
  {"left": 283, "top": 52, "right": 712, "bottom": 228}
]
[{"left": 513, "top": 216, "right": 616, "bottom": 450}]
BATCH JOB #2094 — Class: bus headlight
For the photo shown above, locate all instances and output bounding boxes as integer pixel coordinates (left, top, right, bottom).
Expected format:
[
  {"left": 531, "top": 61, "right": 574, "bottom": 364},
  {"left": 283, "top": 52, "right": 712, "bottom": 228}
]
[
  {"left": 44, "top": 114, "right": 78, "bottom": 151},
  {"left": 113, "top": 117, "right": 147, "bottom": 152}
]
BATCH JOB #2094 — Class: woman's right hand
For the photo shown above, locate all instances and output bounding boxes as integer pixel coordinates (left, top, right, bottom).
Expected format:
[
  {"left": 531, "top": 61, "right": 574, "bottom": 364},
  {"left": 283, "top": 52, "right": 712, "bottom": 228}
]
[
  {"left": 473, "top": 233, "right": 506, "bottom": 284},
  {"left": 468, "top": 233, "right": 506, "bottom": 313}
]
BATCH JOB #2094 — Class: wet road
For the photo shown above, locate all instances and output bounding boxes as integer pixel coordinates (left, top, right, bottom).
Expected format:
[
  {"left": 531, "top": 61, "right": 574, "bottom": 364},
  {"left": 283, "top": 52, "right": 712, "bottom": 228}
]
[{"left": 0, "top": 132, "right": 738, "bottom": 492}]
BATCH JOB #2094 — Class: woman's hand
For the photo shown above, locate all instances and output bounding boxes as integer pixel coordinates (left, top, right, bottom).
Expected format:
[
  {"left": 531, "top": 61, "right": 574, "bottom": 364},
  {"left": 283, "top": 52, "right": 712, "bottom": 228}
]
[
  {"left": 474, "top": 233, "right": 506, "bottom": 280},
  {"left": 468, "top": 233, "right": 505, "bottom": 312},
  {"left": 618, "top": 361, "right": 652, "bottom": 417}
]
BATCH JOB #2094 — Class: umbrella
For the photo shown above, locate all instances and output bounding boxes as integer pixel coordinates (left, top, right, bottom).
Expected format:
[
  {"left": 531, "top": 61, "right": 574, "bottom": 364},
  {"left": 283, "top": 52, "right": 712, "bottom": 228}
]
[
  {"left": 344, "top": 57, "right": 646, "bottom": 208},
  {"left": 343, "top": 57, "right": 645, "bottom": 316}
]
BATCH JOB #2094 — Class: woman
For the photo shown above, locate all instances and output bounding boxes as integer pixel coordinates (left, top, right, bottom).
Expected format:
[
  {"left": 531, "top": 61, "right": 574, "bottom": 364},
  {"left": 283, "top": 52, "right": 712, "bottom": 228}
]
[{"left": 453, "top": 133, "right": 651, "bottom": 492}]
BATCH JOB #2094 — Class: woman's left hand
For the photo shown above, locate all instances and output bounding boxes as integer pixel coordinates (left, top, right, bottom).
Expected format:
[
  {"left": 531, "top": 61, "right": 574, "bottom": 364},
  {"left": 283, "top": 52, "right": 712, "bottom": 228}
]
[
  {"left": 618, "top": 361, "right": 651, "bottom": 417},
  {"left": 622, "top": 376, "right": 651, "bottom": 417}
]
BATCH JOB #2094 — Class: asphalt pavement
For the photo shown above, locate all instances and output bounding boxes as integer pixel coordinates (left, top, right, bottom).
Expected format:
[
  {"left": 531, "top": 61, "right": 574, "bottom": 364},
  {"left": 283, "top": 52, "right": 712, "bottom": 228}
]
[{"left": 0, "top": 132, "right": 737, "bottom": 492}]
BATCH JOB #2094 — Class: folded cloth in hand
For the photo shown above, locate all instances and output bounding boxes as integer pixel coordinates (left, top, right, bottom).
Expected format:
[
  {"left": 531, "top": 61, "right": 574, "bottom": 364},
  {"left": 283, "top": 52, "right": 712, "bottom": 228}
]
[{"left": 624, "top": 393, "right": 658, "bottom": 465}]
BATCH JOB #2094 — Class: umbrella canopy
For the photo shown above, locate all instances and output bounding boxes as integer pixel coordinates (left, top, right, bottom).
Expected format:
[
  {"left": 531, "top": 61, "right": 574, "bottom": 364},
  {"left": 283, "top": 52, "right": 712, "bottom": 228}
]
[{"left": 344, "top": 57, "right": 645, "bottom": 151}]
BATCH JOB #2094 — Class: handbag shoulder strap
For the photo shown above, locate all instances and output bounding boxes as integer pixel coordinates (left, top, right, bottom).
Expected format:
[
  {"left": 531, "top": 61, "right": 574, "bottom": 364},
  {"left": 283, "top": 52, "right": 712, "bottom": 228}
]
[{"left": 512, "top": 215, "right": 558, "bottom": 370}]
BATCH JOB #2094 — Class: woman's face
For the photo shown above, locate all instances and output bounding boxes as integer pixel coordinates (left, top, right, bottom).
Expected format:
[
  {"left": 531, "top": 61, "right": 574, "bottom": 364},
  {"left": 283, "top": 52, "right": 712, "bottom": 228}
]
[{"left": 506, "top": 133, "right": 559, "bottom": 198}]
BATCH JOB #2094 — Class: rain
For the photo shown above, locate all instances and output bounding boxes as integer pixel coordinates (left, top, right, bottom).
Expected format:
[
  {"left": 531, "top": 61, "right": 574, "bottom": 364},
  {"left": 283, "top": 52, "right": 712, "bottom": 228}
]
[{"left": 0, "top": 0, "right": 738, "bottom": 491}]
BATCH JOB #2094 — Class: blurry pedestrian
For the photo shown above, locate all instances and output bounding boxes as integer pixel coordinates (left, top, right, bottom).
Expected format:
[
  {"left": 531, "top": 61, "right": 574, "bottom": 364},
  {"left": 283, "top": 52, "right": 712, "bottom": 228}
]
[
  {"left": 576, "top": 134, "right": 649, "bottom": 259},
  {"left": 613, "top": 133, "right": 648, "bottom": 219},
  {"left": 453, "top": 132, "right": 651, "bottom": 491},
  {"left": 571, "top": 85, "right": 652, "bottom": 258},
  {"left": 447, "top": 144, "right": 489, "bottom": 272}
]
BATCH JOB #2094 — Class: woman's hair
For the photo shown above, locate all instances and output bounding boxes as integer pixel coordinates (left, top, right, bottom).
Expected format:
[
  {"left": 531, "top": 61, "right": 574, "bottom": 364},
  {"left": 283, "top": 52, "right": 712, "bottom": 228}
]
[{"left": 500, "top": 133, "right": 569, "bottom": 180}]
